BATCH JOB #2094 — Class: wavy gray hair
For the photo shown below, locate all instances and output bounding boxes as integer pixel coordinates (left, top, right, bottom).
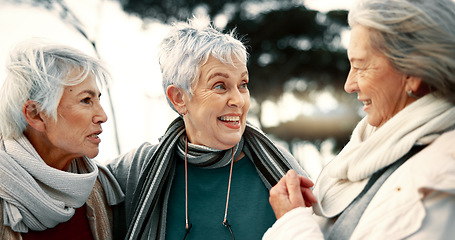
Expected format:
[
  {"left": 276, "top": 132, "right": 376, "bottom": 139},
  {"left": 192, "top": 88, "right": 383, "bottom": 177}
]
[
  {"left": 0, "top": 40, "right": 111, "bottom": 139},
  {"left": 159, "top": 20, "right": 248, "bottom": 113},
  {"left": 348, "top": 0, "right": 455, "bottom": 103}
]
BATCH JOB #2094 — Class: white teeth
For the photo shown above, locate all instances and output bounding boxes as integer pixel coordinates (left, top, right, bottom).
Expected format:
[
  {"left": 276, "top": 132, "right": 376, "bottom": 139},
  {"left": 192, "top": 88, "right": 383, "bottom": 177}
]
[
  {"left": 363, "top": 100, "right": 372, "bottom": 105},
  {"left": 90, "top": 134, "right": 98, "bottom": 138},
  {"left": 219, "top": 116, "right": 240, "bottom": 122}
]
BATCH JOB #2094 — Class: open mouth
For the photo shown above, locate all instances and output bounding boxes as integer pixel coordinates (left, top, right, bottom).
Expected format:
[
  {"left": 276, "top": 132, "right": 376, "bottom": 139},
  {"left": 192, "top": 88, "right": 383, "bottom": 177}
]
[
  {"left": 362, "top": 100, "right": 372, "bottom": 105},
  {"left": 218, "top": 115, "right": 240, "bottom": 124},
  {"left": 87, "top": 132, "right": 102, "bottom": 144},
  {"left": 88, "top": 133, "right": 100, "bottom": 139}
]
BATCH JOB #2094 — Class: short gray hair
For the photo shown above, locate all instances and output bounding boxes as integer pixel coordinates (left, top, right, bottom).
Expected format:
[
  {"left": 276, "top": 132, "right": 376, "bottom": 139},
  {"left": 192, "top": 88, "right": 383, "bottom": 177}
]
[
  {"left": 0, "top": 40, "right": 111, "bottom": 139},
  {"left": 159, "top": 20, "right": 248, "bottom": 112},
  {"left": 348, "top": 0, "right": 455, "bottom": 103}
]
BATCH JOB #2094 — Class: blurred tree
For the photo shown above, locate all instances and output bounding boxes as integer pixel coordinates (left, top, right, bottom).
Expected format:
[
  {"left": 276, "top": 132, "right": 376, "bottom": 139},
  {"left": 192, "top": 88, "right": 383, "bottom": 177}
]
[
  {"left": 226, "top": 7, "right": 350, "bottom": 113},
  {"left": 117, "top": 0, "right": 357, "bottom": 151},
  {"left": 15, "top": 0, "right": 358, "bottom": 152}
]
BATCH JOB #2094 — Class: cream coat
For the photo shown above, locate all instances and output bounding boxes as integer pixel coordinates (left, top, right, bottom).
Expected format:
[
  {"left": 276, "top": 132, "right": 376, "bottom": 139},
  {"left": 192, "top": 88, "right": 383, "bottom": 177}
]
[{"left": 264, "top": 129, "right": 455, "bottom": 239}]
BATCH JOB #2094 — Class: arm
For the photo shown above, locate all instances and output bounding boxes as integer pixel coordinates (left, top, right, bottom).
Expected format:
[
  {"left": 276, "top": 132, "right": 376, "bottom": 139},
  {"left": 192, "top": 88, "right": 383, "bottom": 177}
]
[
  {"left": 104, "top": 142, "right": 158, "bottom": 240},
  {"left": 263, "top": 207, "right": 324, "bottom": 240}
]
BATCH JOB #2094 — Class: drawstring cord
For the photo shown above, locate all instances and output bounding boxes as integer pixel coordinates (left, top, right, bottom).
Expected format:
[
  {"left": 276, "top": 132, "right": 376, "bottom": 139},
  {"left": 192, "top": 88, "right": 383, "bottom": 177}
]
[{"left": 184, "top": 137, "right": 235, "bottom": 240}]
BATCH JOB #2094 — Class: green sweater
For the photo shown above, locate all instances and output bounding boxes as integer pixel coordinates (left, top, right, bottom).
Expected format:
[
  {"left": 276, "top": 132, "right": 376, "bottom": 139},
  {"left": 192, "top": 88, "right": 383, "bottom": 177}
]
[
  {"left": 106, "top": 141, "right": 305, "bottom": 240},
  {"left": 166, "top": 156, "right": 276, "bottom": 240}
]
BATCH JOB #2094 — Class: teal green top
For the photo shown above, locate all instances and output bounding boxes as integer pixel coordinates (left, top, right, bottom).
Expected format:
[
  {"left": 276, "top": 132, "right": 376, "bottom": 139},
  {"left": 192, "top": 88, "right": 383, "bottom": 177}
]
[{"left": 166, "top": 155, "right": 276, "bottom": 240}]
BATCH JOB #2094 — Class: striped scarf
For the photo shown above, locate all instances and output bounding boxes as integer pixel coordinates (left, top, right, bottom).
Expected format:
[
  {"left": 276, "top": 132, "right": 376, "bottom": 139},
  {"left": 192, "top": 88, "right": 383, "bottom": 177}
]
[{"left": 125, "top": 117, "right": 299, "bottom": 240}]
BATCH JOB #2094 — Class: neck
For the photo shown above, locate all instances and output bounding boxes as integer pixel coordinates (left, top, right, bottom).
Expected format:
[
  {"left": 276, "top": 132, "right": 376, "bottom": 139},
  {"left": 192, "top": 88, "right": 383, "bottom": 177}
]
[{"left": 24, "top": 128, "right": 74, "bottom": 170}]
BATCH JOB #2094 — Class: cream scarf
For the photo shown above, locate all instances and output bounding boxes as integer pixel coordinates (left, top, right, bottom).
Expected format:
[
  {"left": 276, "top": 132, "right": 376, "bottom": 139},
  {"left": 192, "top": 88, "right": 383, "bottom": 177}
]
[
  {"left": 0, "top": 135, "right": 124, "bottom": 233},
  {"left": 313, "top": 94, "right": 455, "bottom": 217}
]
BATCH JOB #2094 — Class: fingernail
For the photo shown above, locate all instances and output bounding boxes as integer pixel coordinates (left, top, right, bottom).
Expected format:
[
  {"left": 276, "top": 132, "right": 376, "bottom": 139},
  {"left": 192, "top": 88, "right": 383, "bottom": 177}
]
[{"left": 288, "top": 170, "right": 296, "bottom": 177}]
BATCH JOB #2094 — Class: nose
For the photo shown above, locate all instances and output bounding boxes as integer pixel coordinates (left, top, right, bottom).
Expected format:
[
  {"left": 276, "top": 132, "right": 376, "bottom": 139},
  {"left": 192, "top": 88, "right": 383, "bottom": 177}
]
[
  {"left": 344, "top": 70, "right": 359, "bottom": 94},
  {"left": 93, "top": 103, "right": 108, "bottom": 124},
  {"left": 227, "top": 87, "right": 246, "bottom": 108}
]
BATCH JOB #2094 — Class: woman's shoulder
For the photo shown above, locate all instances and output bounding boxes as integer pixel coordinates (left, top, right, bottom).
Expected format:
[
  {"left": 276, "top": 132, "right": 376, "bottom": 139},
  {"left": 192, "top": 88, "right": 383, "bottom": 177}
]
[
  {"left": 406, "top": 129, "right": 455, "bottom": 189},
  {"left": 104, "top": 142, "right": 159, "bottom": 188},
  {"left": 275, "top": 144, "right": 308, "bottom": 177},
  {"left": 413, "top": 129, "right": 455, "bottom": 171},
  {"left": 106, "top": 142, "right": 158, "bottom": 170},
  {"left": 352, "top": 133, "right": 455, "bottom": 239}
]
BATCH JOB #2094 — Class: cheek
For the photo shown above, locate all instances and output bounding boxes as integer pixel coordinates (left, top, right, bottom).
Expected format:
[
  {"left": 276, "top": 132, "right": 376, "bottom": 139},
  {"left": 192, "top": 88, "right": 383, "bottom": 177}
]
[
  {"left": 244, "top": 96, "right": 251, "bottom": 113},
  {"left": 192, "top": 91, "right": 218, "bottom": 110}
]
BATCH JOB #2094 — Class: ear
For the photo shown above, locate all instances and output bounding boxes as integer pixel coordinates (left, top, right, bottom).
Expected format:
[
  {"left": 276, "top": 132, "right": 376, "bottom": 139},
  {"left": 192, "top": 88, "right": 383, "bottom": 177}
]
[
  {"left": 22, "top": 100, "right": 46, "bottom": 132},
  {"left": 405, "top": 75, "right": 422, "bottom": 93},
  {"left": 166, "top": 85, "right": 187, "bottom": 114}
]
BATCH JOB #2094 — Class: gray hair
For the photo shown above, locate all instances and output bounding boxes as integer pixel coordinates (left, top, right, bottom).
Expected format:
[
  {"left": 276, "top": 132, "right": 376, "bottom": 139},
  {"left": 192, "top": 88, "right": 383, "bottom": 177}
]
[
  {"left": 348, "top": 0, "right": 455, "bottom": 103},
  {"left": 0, "top": 40, "right": 111, "bottom": 139},
  {"left": 159, "top": 20, "right": 248, "bottom": 112}
]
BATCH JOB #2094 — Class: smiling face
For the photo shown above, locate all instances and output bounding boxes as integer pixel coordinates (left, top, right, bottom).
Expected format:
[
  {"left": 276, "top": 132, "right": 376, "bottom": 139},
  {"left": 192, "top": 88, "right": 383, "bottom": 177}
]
[
  {"left": 182, "top": 56, "right": 250, "bottom": 150},
  {"left": 40, "top": 71, "right": 107, "bottom": 169},
  {"left": 345, "top": 25, "right": 416, "bottom": 128}
]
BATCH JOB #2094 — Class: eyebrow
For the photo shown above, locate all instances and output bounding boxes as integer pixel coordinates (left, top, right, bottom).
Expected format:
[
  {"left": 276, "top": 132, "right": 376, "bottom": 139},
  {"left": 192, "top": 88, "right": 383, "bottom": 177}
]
[
  {"left": 208, "top": 71, "right": 249, "bottom": 80},
  {"left": 79, "top": 90, "right": 101, "bottom": 98},
  {"left": 208, "top": 72, "right": 229, "bottom": 80}
]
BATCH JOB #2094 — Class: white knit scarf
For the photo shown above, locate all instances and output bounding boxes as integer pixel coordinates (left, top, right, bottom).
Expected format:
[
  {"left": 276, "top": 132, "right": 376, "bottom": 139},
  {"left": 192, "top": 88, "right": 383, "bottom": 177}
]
[
  {"left": 0, "top": 135, "right": 124, "bottom": 233},
  {"left": 313, "top": 94, "right": 455, "bottom": 217}
]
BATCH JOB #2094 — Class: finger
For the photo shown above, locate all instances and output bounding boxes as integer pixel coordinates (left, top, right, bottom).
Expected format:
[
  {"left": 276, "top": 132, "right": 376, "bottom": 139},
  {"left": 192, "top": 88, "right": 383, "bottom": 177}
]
[
  {"left": 300, "top": 189, "right": 312, "bottom": 207},
  {"left": 300, "top": 188, "right": 317, "bottom": 207},
  {"left": 285, "top": 170, "right": 305, "bottom": 207},
  {"left": 269, "top": 176, "right": 292, "bottom": 219},
  {"left": 269, "top": 175, "right": 288, "bottom": 203},
  {"left": 299, "top": 175, "right": 314, "bottom": 188},
  {"left": 304, "top": 200, "right": 312, "bottom": 207},
  {"left": 300, "top": 187, "right": 317, "bottom": 203}
]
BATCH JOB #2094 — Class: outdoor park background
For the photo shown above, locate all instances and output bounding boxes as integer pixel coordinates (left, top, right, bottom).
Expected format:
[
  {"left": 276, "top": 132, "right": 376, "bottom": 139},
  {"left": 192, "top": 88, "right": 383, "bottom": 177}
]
[{"left": 0, "top": 0, "right": 362, "bottom": 180}]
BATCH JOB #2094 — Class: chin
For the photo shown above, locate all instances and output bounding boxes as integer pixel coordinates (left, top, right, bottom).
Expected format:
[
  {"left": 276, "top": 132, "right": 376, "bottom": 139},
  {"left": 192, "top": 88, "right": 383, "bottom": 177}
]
[
  {"left": 85, "top": 151, "right": 99, "bottom": 159},
  {"left": 222, "top": 136, "right": 243, "bottom": 149},
  {"left": 367, "top": 119, "right": 382, "bottom": 128}
]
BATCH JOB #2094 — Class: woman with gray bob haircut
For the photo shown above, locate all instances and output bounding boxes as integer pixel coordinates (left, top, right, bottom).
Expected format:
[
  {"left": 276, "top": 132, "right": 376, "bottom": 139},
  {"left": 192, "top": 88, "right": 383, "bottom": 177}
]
[
  {"left": 265, "top": 0, "right": 455, "bottom": 239},
  {"left": 0, "top": 40, "right": 124, "bottom": 239},
  {"left": 159, "top": 22, "right": 248, "bottom": 113},
  {"left": 106, "top": 20, "right": 315, "bottom": 240}
]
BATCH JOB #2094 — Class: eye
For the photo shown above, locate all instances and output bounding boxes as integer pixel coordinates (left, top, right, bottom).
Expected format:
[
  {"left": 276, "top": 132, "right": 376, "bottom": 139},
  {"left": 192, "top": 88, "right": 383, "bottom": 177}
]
[
  {"left": 240, "top": 81, "right": 248, "bottom": 89},
  {"left": 214, "top": 83, "right": 226, "bottom": 90},
  {"left": 81, "top": 97, "right": 92, "bottom": 104}
]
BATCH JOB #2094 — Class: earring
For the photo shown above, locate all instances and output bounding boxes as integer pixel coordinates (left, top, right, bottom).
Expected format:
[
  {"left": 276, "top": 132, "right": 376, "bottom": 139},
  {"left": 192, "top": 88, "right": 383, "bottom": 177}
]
[{"left": 407, "top": 89, "right": 418, "bottom": 99}]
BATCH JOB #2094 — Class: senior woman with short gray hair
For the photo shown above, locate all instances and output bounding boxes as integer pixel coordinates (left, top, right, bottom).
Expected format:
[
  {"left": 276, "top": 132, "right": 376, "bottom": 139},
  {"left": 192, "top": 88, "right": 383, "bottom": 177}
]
[
  {"left": 0, "top": 40, "right": 124, "bottom": 240},
  {"left": 106, "top": 21, "right": 315, "bottom": 240},
  {"left": 265, "top": 0, "right": 455, "bottom": 239}
]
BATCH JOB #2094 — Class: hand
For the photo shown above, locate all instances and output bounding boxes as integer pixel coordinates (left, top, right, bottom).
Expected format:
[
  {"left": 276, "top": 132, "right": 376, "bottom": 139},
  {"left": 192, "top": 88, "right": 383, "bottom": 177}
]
[{"left": 269, "top": 170, "right": 317, "bottom": 219}]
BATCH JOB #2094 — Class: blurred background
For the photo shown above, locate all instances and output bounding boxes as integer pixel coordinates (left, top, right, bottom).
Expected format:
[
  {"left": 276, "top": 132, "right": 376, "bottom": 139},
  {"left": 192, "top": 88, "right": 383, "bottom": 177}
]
[{"left": 0, "top": 0, "right": 363, "bottom": 180}]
